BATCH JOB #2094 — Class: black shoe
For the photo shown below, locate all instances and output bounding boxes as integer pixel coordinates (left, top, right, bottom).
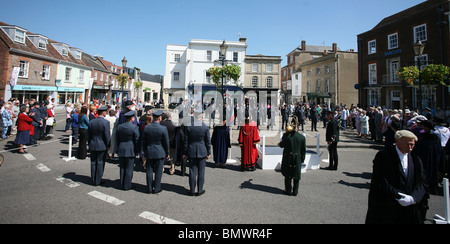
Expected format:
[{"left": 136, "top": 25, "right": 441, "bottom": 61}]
[
  {"left": 197, "top": 190, "right": 206, "bottom": 196},
  {"left": 188, "top": 191, "right": 195, "bottom": 196}
]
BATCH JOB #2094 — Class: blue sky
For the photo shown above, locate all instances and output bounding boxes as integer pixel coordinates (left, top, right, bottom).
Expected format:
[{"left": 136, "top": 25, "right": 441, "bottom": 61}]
[{"left": 1, "top": 0, "right": 424, "bottom": 75}]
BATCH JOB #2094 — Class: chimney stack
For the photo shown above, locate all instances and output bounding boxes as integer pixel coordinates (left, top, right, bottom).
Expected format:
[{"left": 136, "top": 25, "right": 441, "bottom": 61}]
[
  {"left": 239, "top": 37, "right": 247, "bottom": 43},
  {"left": 332, "top": 43, "right": 338, "bottom": 53},
  {"left": 301, "top": 40, "right": 306, "bottom": 51}
]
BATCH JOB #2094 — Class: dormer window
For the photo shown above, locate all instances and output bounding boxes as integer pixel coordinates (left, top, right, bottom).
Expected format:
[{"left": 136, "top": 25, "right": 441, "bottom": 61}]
[
  {"left": 15, "top": 29, "right": 25, "bottom": 43},
  {"left": 52, "top": 42, "right": 70, "bottom": 57},
  {"left": 28, "top": 35, "right": 48, "bottom": 50},
  {"left": 69, "top": 47, "right": 82, "bottom": 60},
  {"left": 62, "top": 46, "right": 69, "bottom": 56},
  {"left": 0, "top": 26, "right": 27, "bottom": 44}
]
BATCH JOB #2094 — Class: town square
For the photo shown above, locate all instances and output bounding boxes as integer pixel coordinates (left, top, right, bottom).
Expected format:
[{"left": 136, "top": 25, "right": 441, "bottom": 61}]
[{"left": 0, "top": 0, "right": 449, "bottom": 226}]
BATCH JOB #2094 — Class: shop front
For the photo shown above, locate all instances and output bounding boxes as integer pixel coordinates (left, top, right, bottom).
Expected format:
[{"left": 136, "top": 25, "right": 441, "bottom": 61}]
[
  {"left": 57, "top": 87, "right": 85, "bottom": 105},
  {"left": 12, "top": 84, "right": 57, "bottom": 104}
]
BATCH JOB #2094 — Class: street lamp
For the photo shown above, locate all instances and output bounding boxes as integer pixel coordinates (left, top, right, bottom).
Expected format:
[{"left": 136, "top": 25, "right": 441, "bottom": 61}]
[
  {"left": 219, "top": 40, "right": 229, "bottom": 99},
  {"left": 413, "top": 40, "right": 425, "bottom": 113},
  {"left": 121, "top": 56, "right": 127, "bottom": 101}
]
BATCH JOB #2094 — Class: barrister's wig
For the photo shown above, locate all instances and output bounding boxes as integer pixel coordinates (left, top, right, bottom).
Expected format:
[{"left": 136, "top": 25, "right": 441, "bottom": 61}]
[{"left": 394, "top": 130, "right": 418, "bottom": 142}]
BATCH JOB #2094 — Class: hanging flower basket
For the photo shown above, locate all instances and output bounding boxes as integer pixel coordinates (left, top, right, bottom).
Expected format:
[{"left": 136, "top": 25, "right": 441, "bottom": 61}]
[
  {"left": 207, "top": 64, "right": 242, "bottom": 89},
  {"left": 117, "top": 73, "right": 130, "bottom": 88},
  {"left": 421, "top": 64, "right": 450, "bottom": 86},
  {"left": 398, "top": 66, "right": 419, "bottom": 86}
]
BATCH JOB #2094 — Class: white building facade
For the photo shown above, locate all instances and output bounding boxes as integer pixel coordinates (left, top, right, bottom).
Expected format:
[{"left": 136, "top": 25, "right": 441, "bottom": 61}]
[{"left": 164, "top": 38, "right": 247, "bottom": 104}]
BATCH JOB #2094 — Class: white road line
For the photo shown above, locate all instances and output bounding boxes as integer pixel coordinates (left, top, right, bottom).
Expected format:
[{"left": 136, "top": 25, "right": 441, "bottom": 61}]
[
  {"left": 36, "top": 163, "right": 51, "bottom": 172},
  {"left": 139, "top": 211, "right": 185, "bottom": 224},
  {"left": 23, "top": 153, "right": 36, "bottom": 161},
  {"left": 87, "top": 191, "right": 125, "bottom": 206},
  {"left": 56, "top": 176, "right": 80, "bottom": 188}
]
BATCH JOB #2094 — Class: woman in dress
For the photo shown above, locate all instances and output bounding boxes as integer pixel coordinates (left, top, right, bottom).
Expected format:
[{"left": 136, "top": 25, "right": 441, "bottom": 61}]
[{"left": 360, "top": 110, "right": 369, "bottom": 138}]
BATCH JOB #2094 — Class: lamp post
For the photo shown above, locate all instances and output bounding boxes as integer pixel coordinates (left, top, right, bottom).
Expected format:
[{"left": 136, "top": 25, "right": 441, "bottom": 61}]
[
  {"left": 121, "top": 56, "right": 127, "bottom": 101},
  {"left": 219, "top": 40, "right": 229, "bottom": 101},
  {"left": 413, "top": 40, "right": 425, "bottom": 113}
]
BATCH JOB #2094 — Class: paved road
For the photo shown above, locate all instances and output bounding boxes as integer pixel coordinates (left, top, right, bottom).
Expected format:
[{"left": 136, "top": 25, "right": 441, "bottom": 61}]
[{"left": 0, "top": 109, "right": 446, "bottom": 224}]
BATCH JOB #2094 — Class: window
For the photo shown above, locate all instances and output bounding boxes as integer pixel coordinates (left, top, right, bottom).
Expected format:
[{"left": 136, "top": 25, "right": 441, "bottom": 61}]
[
  {"left": 79, "top": 70, "right": 84, "bottom": 84},
  {"left": 307, "top": 81, "right": 311, "bottom": 93},
  {"left": 206, "top": 72, "right": 211, "bottom": 83},
  {"left": 207, "top": 51, "right": 212, "bottom": 62},
  {"left": 414, "top": 24, "right": 427, "bottom": 42},
  {"left": 252, "top": 76, "right": 258, "bottom": 88},
  {"left": 65, "top": 67, "right": 72, "bottom": 82},
  {"left": 415, "top": 54, "right": 428, "bottom": 70},
  {"left": 266, "top": 77, "right": 273, "bottom": 88},
  {"left": 173, "top": 72, "right": 180, "bottom": 81},
  {"left": 325, "top": 80, "right": 330, "bottom": 93},
  {"left": 388, "top": 33, "right": 398, "bottom": 50},
  {"left": 15, "top": 29, "right": 26, "bottom": 44},
  {"left": 266, "top": 63, "right": 273, "bottom": 73},
  {"left": 316, "top": 80, "right": 321, "bottom": 92},
  {"left": 252, "top": 63, "right": 258, "bottom": 72},
  {"left": 18, "top": 60, "right": 29, "bottom": 78},
  {"left": 307, "top": 69, "right": 312, "bottom": 77},
  {"left": 42, "top": 64, "right": 50, "bottom": 80},
  {"left": 367, "top": 89, "right": 381, "bottom": 106},
  {"left": 325, "top": 65, "right": 330, "bottom": 74},
  {"left": 174, "top": 54, "right": 181, "bottom": 62},
  {"left": 38, "top": 37, "right": 47, "bottom": 50},
  {"left": 316, "top": 68, "right": 321, "bottom": 75},
  {"left": 390, "top": 60, "right": 400, "bottom": 83},
  {"left": 368, "top": 63, "right": 377, "bottom": 84},
  {"left": 100, "top": 73, "right": 104, "bottom": 82},
  {"left": 62, "top": 46, "right": 69, "bottom": 56},
  {"left": 233, "top": 52, "right": 238, "bottom": 62},
  {"left": 368, "top": 40, "right": 376, "bottom": 54}
]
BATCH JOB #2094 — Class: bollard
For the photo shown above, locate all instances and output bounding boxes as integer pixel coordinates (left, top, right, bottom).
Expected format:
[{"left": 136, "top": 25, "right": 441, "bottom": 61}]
[{"left": 62, "top": 135, "right": 77, "bottom": 162}]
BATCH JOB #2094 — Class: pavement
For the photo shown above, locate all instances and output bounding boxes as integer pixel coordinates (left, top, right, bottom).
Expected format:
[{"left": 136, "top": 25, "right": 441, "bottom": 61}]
[{"left": 0, "top": 108, "right": 446, "bottom": 224}]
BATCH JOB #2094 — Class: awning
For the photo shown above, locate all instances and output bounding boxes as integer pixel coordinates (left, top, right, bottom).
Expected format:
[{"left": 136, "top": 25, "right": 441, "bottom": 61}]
[{"left": 188, "top": 84, "right": 243, "bottom": 93}]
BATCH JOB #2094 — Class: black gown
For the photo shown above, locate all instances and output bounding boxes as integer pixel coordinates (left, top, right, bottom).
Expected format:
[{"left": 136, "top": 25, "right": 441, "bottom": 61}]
[{"left": 211, "top": 125, "right": 230, "bottom": 165}]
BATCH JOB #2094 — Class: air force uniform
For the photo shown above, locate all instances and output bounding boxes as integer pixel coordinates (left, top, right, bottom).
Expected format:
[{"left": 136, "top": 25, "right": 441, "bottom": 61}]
[
  {"left": 116, "top": 111, "right": 140, "bottom": 190},
  {"left": 184, "top": 112, "right": 211, "bottom": 196},
  {"left": 142, "top": 110, "right": 169, "bottom": 194},
  {"left": 88, "top": 106, "right": 111, "bottom": 186}
]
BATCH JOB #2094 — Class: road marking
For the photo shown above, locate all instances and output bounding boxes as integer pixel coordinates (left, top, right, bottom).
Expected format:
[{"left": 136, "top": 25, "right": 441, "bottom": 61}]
[
  {"left": 36, "top": 163, "right": 51, "bottom": 172},
  {"left": 56, "top": 176, "right": 80, "bottom": 188},
  {"left": 87, "top": 191, "right": 125, "bottom": 206},
  {"left": 23, "top": 153, "right": 36, "bottom": 161},
  {"left": 139, "top": 211, "right": 185, "bottom": 224}
]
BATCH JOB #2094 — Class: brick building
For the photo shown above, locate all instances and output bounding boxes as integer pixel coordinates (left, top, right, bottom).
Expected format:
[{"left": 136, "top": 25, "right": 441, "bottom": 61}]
[{"left": 357, "top": 0, "right": 450, "bottom": 110}]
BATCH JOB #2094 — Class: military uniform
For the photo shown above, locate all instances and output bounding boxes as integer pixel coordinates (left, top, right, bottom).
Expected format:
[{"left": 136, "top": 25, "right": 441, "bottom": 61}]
[
  {"left": 142, "top": 110, "right": 169, "bottom": 194},
  {"left": 88, "top": 106, "right": 111, "bottom": 186},
  {"left": 116, "top": 111, "right": 140, "bottom": 190}
]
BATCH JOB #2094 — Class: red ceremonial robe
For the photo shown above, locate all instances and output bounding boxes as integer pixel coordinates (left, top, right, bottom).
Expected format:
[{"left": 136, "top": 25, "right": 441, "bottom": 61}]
[{"left": 238, "top": 121, "right": 260, "bottom": 169}]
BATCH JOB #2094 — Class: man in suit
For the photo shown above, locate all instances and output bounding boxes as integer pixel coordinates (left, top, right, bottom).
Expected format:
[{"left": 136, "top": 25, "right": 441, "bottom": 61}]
[
  {"left": 142, "top": 110, "right": 169, "bottom": 194},
  {"left": 116, "top": 110, "right": 140, "bottom": 190},
  {"left": 366, "top": 130, "right": 428, "bottom": 224},
  {"left": 325, "top": 110, "right": 340, "bottom": 170},
  {"left": 88, "top": 106, "right": 111, "bottom": 186},
  {"left": 183, "top": 110, "right": 211, "bottom": 196}
]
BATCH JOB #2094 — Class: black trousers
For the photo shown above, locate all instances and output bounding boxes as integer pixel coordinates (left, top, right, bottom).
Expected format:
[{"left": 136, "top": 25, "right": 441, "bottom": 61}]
[
  {"left": 328, "top": 142, "right": 338, "bottom": 169},
  {"left": 284, "top": 177, "right": 299, "bottom": 196},
  {"left": 77, "top": 128, "right": 88, "bottom": 159}
]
